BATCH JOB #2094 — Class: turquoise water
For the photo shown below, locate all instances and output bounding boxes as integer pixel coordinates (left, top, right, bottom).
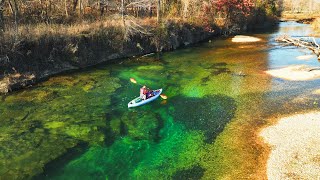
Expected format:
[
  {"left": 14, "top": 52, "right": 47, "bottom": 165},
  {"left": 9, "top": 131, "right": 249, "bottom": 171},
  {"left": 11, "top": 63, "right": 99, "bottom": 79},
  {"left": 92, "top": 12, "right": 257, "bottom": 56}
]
[{"left": 0, "top": 22, "right": 319, "bottom": 179}]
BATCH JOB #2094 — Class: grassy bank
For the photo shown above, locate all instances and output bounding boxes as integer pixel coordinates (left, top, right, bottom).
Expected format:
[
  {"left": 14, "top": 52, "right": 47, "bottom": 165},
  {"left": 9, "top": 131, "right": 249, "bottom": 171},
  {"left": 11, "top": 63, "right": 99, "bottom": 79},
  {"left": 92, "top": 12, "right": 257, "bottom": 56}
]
[{"left": 0, "top": 17, "right": 217, "bottom": 93}]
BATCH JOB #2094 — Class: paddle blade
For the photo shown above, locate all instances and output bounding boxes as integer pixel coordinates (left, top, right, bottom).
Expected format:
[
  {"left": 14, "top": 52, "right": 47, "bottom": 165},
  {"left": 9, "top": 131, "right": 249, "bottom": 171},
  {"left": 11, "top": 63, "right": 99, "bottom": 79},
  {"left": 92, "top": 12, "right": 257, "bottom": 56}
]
[
  {"left": 130, "top": 78, "right": 137, "bottom": 84},
  {"left": 160, "top": 94, "right": 168, "bottom": 100}
]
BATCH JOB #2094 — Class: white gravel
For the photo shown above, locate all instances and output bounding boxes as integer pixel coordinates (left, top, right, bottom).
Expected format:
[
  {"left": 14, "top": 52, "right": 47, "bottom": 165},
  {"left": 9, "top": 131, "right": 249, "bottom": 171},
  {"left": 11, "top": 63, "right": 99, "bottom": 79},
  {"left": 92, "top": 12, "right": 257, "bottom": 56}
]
[
  {"left": 231, "top": 35, "right": 261, "bottom": 42},
  {"left": 261, "top": 112, "right": 320, "bottom": 179},
  {"left": 265, "top": 65, "right": 320, "bottom": 81}
]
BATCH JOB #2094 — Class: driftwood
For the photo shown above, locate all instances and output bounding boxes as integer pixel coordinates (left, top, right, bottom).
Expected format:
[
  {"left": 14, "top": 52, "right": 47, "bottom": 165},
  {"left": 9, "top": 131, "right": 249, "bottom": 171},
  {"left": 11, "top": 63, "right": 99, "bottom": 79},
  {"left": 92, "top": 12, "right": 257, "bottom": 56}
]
[{"left": 276, "top": 35, "right": 320, "bottom": 59}]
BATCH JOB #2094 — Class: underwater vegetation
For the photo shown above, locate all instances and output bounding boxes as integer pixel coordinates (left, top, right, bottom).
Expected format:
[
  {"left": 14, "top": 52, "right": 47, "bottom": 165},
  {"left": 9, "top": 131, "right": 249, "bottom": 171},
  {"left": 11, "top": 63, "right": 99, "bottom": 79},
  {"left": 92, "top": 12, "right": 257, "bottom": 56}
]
[
  {"left": 2, "top": 23, "right": 311, "bottom": 179},
  {"left": 39, "top": 108, "right": 207, "bottom": 180},
  {"left": 0, "top": 37, "right": 269, "bottom": 179},
  {"left": 172, "top": 95, "right": 236, "bottom": 143},
  {"left": 0, "top": 69, "right": 121, "bottom": 179}
]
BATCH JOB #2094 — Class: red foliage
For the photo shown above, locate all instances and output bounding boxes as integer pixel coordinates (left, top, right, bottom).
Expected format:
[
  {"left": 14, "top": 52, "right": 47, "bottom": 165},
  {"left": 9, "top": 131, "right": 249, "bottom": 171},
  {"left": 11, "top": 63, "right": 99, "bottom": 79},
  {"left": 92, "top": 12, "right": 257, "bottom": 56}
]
[
  {"left": 201, "top": 0, "right": 256, "bottom": 31},
  {"left": 212, "top": 0, "right": 254, "bottom": 17}
]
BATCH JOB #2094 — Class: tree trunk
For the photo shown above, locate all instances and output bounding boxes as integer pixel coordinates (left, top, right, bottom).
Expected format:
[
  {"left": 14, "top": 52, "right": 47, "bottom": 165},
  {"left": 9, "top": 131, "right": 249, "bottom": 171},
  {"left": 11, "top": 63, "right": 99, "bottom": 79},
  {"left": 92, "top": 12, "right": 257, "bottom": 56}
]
[
  {"left": 149, "top": 3, "right": 152, "bottom": 17},
  {"left": 73, "top": 0, "right": 78, "bottom": 12},
  {"left": 79, "top": 0, "right": 82, "bottom": 16},
  {"left": 99, "top": 0, "right": 104, "bottom": 16},
  {"left": 11, "top": 0, "right": 19, "bottom": 40},
  {"left": 157, "top": 0, "right": 160, "bottom": 24},
  {"left": 121, "top": 0, "right": 125, "bottom": 26},
  {"left": 65, "top": 0, "right": 68, "bottom": 17},
  {"left": 0, "top": 0, "right": 5, "bottom": 32},
  {"left": 309, "top": 0, "right": 313, "bottom": 12},
  {"left": 8, "top": 0, "right": 14, "bottom": 14}
]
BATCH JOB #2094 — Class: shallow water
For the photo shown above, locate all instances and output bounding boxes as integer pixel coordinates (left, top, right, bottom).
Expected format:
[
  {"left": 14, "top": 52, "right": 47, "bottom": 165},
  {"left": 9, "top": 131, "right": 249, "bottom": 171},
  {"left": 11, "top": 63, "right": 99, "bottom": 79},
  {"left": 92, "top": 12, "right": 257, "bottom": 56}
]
[{"left": 0, "top": 22, "right": 319, "bottom": 179}]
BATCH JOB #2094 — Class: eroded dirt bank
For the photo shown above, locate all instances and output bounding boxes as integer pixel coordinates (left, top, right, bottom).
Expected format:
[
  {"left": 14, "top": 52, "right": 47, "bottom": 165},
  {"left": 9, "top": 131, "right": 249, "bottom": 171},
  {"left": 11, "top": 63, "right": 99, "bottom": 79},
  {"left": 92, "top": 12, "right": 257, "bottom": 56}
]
[{"left": 0, "top": 21, "right": 216, "bottom": 93}]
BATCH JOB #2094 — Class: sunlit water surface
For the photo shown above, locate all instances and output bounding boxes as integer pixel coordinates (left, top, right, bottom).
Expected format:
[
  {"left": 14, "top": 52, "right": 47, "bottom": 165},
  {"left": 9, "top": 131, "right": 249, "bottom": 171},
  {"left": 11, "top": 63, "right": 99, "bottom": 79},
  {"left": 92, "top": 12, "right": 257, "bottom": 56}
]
[{"left": 0, "top": 22, "right": 319, "bottom": 179}]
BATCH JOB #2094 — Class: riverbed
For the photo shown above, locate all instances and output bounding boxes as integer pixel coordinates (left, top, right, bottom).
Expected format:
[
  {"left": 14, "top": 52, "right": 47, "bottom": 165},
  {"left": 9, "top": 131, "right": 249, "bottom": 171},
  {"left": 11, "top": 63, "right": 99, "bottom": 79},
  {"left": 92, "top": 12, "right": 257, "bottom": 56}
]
[{"left": 0, "top": 21, "right": 319, "bottom": 179}]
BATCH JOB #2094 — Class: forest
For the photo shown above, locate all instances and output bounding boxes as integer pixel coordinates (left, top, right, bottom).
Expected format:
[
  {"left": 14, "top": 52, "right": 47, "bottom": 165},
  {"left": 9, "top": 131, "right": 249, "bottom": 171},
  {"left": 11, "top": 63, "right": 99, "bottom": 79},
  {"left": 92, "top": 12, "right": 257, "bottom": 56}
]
[{"left": 0, "top": 0, "right": 282, "bottom": 37}]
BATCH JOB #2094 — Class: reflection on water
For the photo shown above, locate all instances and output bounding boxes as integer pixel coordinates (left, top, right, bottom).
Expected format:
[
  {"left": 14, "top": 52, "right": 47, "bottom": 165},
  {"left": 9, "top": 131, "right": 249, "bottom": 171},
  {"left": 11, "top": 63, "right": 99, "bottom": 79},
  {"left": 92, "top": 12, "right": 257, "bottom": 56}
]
[{"left": 0, "top": 22, "right": 319, "bottom": 179}]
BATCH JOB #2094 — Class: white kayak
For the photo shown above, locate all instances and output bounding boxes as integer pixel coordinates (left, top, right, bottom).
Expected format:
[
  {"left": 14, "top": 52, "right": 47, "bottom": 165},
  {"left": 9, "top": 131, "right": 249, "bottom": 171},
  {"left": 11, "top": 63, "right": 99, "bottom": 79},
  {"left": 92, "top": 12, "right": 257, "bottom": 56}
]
[{"left": 128, "top": 89, "right": 162, "bottom": 108}]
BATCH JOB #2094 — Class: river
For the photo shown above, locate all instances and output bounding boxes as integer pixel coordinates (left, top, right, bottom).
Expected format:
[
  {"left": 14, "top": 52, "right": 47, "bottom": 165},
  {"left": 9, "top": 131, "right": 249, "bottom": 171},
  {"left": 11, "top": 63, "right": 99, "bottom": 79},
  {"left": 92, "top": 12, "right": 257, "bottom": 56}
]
[{"left": 0, "top": 21, "right": 319, "bottom": 179}]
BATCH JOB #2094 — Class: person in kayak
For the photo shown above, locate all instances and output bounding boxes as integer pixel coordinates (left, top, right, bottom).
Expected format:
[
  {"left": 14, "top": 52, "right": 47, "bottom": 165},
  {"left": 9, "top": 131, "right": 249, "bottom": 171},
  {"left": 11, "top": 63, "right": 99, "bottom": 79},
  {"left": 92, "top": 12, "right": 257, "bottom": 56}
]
[{"left": 140, "top": 85, "right": 149, "bottom": 100}]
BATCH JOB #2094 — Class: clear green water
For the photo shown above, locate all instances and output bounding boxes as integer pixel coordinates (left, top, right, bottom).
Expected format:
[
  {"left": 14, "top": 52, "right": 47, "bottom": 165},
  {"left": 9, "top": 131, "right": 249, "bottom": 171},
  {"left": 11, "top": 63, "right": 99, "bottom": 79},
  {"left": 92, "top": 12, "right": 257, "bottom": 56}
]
[{"left": 1, "top": 22, "right": 320, "bottom": 179}]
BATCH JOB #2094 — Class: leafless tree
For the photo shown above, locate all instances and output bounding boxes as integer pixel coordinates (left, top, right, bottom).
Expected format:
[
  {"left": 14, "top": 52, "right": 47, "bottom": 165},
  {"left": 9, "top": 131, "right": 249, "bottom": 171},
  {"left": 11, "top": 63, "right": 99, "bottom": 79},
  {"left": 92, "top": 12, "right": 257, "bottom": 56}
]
[
  {"left": 0, "top": 0, "right": 5, "bottom": 32},
  {"left": 65, "top": 0, "right": 68, "bottom": 17},
  {"left": 157, "top": 0, "right": 160, "bottom": 23}
]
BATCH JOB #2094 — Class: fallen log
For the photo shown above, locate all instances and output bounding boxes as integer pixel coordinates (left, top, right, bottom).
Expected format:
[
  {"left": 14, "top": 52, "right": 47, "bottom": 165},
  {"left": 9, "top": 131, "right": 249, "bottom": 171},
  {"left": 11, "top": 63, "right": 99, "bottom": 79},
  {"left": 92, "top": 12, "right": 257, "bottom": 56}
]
[{"left": 276, "top": 35, "right": 320, "bottom": 59}]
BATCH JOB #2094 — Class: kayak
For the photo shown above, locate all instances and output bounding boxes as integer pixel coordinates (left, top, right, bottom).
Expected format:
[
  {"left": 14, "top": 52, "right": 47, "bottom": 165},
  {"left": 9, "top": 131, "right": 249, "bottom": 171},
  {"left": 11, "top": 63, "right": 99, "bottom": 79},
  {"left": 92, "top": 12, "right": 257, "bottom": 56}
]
[{"left": 128, "top": 89, "right": 162, "bottom": 108}]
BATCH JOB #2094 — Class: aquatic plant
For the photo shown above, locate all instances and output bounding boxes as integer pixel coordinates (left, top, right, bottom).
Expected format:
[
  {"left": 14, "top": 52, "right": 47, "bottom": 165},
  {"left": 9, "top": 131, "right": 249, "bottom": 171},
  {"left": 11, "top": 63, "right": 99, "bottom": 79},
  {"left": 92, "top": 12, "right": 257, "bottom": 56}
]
[{"left": 0, "top": 69, "right": 121, "bottom": 178}]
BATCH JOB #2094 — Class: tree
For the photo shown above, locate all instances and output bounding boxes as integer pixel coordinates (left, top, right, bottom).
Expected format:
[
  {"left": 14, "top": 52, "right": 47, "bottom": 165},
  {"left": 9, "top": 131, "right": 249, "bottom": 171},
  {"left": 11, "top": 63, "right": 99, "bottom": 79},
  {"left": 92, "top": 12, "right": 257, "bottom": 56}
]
[
  {"left": 65, "top": 0, "right": 68, "bottom": 17},
  {"left": 0, "top": 0, "right": 5, "bottom": 32},
  {"left": 157, "top": 0, "right": 160, "bottom": 23}
]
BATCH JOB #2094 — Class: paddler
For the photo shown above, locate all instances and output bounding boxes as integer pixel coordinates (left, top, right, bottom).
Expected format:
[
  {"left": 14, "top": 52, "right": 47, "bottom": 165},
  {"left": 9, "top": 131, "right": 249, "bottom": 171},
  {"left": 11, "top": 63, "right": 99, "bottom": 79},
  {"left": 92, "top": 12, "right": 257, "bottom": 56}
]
[{"left": 140, "top": 85, "right": 149, "bottom": 100}]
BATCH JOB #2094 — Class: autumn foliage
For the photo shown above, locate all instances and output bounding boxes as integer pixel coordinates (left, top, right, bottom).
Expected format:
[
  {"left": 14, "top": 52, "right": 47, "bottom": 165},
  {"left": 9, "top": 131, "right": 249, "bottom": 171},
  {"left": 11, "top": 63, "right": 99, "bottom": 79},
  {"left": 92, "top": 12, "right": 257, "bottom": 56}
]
[{"left": 201, "top": 0, "right": 280, "bottom": 34}]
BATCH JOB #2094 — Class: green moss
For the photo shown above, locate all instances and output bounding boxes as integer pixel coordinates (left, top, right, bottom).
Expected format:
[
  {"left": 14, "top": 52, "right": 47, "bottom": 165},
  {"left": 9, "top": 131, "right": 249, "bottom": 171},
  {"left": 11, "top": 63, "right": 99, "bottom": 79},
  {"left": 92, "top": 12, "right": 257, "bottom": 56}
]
[
  {"left": 0, "top": 68, "right": 121, "bottom": 178},
  {"left": 0, "top": 31, "right": 282, "bottom": 180},
  {"left": 45, "top": 121, "right": 65, "bottom": 129},
  {"left": 132, "top": 125, "right": 205, "bottom": 179}
]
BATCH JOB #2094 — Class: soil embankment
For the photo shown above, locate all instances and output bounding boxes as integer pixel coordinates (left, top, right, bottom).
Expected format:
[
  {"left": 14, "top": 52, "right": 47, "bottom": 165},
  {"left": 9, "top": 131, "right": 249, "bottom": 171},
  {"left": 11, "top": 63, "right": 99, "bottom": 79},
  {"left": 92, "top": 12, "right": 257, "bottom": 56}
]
[{"left": 0, "top": 21, "right": 216, "bottom": 93}]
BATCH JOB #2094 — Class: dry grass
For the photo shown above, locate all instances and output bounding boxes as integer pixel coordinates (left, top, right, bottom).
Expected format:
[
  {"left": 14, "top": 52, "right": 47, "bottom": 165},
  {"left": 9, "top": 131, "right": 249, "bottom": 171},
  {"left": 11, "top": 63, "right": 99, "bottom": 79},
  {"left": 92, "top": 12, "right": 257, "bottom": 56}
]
[
  {"left": 1, "top": 16, "right": 164, "bottom": 42},
  {"left": 0, "top": 16, "right": 202, "bottom": 46},
  {"left": 3, "top": 18, "right": 123, "bottom": 40},
  {"left": 311, "top": 18, "right": 320, "bottom": 35},
  {"left": 281, "top": 12, "right": 320, "bottom": 22}
]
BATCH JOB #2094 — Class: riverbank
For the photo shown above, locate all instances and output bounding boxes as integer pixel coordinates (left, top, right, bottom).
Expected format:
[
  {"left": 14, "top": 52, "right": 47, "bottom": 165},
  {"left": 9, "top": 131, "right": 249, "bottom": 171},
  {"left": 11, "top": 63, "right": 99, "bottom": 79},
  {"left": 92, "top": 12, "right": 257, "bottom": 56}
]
[
  {"left": 281, "top": 12, "right": 319, "bottom": 24},
  {"left": 0, "top": 19, "right": 218, "bottom": 94},
  {"left": 261, "top": 112, "right": 320, "bottom": 179},
  {"left": 281, "top": 12, "right": 320, "bottom": 36},
  {"left": 0, "top": 17, "right": 279, "bottom": 94}
]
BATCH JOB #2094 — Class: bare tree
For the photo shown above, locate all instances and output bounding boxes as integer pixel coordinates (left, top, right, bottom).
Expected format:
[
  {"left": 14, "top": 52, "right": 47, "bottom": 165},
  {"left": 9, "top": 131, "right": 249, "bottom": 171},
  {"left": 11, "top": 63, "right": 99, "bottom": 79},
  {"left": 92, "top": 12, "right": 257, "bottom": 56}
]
[
  {"left": 0, "top": 0, "right": 5, "bottom": 32},
  {"left": 157, "top": 0, "right": 160, "bottom": 23},
  {"left": 122, "top": 0, "right": 124, "bottom": 26},
  {"left": 79, "top": 0, "right": 83, "bottom": 16},
  {"left": 73, "top": 0, "right": 78, "bottom": 12},
  {"left": 65, "top": 0, "right": 68, "bottom": 17}
]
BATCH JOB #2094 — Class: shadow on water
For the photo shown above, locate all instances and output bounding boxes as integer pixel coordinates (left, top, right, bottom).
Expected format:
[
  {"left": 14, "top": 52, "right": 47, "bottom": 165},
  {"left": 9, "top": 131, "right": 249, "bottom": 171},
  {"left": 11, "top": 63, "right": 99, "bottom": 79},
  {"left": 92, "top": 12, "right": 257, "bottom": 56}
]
[
  {"left": 172, "top": 165, "right": 205, "bottom": 180},
  {"left": 172, "top": 95, "right": 236, "bottom": 143},
  {"left": 33, "top": 142, "right": 89, "bottom": 180}
]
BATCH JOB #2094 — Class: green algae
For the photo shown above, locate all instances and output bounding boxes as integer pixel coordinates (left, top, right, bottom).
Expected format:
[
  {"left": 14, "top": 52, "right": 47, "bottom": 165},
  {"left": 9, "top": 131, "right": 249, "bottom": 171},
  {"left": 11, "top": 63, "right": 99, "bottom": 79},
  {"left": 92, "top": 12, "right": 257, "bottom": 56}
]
[
  {"left": 0, "top": 69, "right": 121, "bottom": 178},
  {"left": 172, "top": 95, "right": 236, "bottom": 143},
  {"left": 41, "top": 113, "right": 205, "bottom": 180},
  {"left": 35, "top": 43, "right": 263, "bottom": 179},
  {"left": 0, "top": 42, "right": 266, "bottom": 179},
  {"left": 2, "top": 22, "right": 317, "bottom": 180}
]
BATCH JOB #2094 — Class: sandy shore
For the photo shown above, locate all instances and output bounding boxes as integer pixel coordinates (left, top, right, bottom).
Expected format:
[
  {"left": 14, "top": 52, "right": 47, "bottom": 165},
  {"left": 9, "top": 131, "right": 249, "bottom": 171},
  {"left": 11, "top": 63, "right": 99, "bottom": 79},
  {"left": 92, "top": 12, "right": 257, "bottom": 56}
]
[
  {"left": 313, "top": 89, "right": 320, "bottom": 95},
  {"left": 266, "top": 65, "right": 320, "bottom": 81},
  {"left": 296, "top": 55, "right": 314, "bottom": 60},
  {"left": 232, "top": 35, "right": 261, "bottom": 43},
  {"left": 260, "top": 112, "right": 320, "bottom": 179}
]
